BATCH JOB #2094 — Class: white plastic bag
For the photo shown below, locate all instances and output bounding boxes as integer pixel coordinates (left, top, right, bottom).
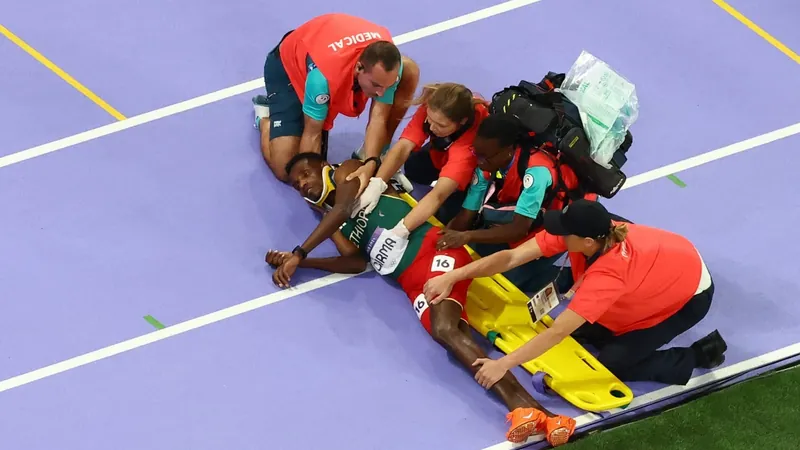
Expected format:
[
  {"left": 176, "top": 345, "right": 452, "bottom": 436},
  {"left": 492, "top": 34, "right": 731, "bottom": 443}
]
[{"left": 559, "top": 51, "right": 639, "bottom": 168}]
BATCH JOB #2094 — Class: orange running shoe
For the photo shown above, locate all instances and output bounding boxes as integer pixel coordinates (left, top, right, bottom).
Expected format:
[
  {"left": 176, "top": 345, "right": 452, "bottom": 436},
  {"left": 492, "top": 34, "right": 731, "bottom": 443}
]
[
  {"left": 539, "top": 415, "right": 576, "bottom": 447},
  {"left": 505, "top": 408, "right": 546, "bottom": 443}
]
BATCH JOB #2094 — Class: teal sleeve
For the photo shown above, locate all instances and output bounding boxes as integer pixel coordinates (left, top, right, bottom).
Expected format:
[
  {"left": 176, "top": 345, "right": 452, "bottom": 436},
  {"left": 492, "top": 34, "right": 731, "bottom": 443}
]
[
  {"left": 462, "top": 169, "right": 490, "bottom": 211},
  {"left": 514, "top": 167, "right": 553, "bottom": 219},
  {"left": 375, "top": 58, "right": 404, "bottom": 105},
  {"left": 302, "top": 67, "right": 330, "bottom": 122}
]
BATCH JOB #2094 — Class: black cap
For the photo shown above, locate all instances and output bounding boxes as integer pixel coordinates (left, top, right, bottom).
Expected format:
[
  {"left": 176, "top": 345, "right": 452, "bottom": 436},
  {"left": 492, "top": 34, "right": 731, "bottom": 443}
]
[{"left": 543, "top": 199, "right": 612, "bottom": 238}]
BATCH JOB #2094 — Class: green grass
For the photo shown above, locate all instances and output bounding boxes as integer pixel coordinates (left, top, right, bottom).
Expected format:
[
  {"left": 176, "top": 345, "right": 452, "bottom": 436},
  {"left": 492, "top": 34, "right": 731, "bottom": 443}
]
[{"left": 564, "top": 365, "right": 800, "bottom": 449}]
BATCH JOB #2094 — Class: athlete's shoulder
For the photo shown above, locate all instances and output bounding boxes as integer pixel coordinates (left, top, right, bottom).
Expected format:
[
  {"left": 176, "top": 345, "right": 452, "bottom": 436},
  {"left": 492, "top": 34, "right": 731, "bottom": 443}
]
[{"left": 332, "top": 159, "right": 364, "bottom": 185}]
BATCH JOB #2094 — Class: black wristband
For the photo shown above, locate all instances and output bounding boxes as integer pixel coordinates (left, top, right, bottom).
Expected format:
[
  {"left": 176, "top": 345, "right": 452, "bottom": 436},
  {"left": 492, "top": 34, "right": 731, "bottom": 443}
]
[
  {"left": 363, "top": 156, "right": 381, "bottom": 174},
  {"left": 292, "top": 245, "right": 308, "bottom": 260}
]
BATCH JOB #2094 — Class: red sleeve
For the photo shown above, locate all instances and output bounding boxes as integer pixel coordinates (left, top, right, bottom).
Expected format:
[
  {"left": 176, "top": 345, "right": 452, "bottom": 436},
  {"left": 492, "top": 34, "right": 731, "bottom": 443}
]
[
  {"left": 438, "top": 141, "right": 478, "bottom": 190},
  {"left": 436, "top": 104, "right": 487, "bottom": 190},
  {"left": 566, "top": 266, "right": 626, "bottom": 323},
  {"left": 534, "top": 230, "right": 568, "bottom": 257},
  {"left": 399, "top": 105, "right": 428, "bottom": 149}
]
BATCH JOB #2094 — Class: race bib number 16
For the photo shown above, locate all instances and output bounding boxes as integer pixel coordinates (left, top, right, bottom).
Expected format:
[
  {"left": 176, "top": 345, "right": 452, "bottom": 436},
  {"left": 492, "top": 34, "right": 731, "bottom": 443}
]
[
  {"left": 413, "top": 294, "right": 429, "bottom": 319},
  {"left": 431, "top": 255, "right": 455, "bottom": 273}
]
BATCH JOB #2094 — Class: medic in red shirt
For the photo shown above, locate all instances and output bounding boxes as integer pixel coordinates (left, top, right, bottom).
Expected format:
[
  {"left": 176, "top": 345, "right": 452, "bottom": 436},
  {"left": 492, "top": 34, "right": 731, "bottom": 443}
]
[
  {"left": 425, "top": 200, "right": 727, "bottom": 395},
  {"left": 347, "top": 82, "right": 487, "bottom": 242},
  {"left": 252, "top": 13, "right": 420, "bottom": 184}
]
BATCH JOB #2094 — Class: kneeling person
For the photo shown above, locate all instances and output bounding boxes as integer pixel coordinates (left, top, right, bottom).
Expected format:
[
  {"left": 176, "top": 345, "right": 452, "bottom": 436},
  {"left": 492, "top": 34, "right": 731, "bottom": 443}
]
[
  {"left": 267, "top": 152, "right": 576, "bottom": 446},
  {"left": 253, "top": 13, "right": 420, "bottom": 183},
  {"left": 425, "top": 200, "right": 726, "bottom": 390},
  {"left": 440, "top": 114, "right": 589, "bottom": 293}
]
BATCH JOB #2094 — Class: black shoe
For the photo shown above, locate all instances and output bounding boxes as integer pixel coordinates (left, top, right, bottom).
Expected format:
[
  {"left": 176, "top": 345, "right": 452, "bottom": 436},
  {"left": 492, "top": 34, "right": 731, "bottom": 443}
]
[{"left": 691, "top": 329, "right": 727, "bottom": 369}]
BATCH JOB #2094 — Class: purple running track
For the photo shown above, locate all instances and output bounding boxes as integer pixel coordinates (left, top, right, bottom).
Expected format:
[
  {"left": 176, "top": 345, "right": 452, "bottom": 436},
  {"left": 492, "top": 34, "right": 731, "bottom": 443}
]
[
  {"left": 1, "top": 0, "right": 800, "bottom": 448},
  {"left": 0, "top": 39, "right": 114, "bottom": 156}
]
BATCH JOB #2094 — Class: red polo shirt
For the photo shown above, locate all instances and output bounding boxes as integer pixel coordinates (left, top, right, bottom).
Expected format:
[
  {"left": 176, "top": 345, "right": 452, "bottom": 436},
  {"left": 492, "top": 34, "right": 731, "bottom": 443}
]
[
  {"left": 535, "top": 222, "right": 705, "bottom": 335},
  {"left": 400, "top": 103, "right": 486, "bottom": 191}
]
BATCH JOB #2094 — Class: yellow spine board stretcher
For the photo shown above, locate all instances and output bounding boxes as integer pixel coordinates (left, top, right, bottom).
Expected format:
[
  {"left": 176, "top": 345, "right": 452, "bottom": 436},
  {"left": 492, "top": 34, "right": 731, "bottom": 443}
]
[{"left": 397, "top": 191, "right": 633, "bottom": 412}]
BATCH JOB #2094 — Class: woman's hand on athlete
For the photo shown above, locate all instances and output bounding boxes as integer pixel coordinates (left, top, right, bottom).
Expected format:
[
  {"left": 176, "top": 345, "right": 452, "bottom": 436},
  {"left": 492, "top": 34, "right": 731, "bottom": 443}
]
[
  {"left": 472, "top": 357, "right": 511, "bottom": 389},
  {"left": 350, "top": 177, "right": 387, "bottom": 218},
  {"left": 423, "top": 273, "right": 455, "bottom": 305},
  {"left": 265, "top": 250, "right": 292, "bottom": 268},
  {"left": 272, "top": 254, "right": 301, "bottom": 288},
  {"left": 436, "top": 229, "right": 470, "bottom": 250}
]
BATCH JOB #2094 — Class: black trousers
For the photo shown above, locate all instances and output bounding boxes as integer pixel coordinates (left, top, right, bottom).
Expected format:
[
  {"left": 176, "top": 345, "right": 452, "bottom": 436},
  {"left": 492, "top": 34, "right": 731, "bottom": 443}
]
[
  {"left": 403, "top": 144, "right": 467, "bottom": 224},
  {"left": 571, "top": 281, "right": 715, "bottom": 386}
]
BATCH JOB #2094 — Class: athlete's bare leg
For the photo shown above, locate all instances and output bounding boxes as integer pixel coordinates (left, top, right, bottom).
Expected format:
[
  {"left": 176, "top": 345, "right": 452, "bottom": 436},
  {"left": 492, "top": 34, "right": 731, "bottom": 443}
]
[
  {"left": 259, "top": 118, "right": 299, "bottom": 183},
  {"left": 429, "top": 299, "right": 576, "bottom": 446},
  {"left": 428, "top": 300, "right": 554, "bottom": 415}
]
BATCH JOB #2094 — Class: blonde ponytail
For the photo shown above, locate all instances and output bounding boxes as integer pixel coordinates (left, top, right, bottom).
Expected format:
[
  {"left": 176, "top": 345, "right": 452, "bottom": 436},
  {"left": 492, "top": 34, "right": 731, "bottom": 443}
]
[{"left": 602, "top": 223, "right": 629, "bottom": 252}]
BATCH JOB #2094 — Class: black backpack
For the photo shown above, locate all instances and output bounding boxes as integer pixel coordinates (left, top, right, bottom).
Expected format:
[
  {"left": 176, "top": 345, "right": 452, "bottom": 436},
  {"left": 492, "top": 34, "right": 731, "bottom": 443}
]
[{"left": 489, "top": 72, "right": 633, "bottom": 199}]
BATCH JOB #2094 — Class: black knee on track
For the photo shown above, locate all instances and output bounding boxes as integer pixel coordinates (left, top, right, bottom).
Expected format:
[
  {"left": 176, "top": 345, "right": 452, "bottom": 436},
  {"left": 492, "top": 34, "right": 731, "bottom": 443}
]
[{"left": 596, "top": 352, "right": 633, "bottom": 380}]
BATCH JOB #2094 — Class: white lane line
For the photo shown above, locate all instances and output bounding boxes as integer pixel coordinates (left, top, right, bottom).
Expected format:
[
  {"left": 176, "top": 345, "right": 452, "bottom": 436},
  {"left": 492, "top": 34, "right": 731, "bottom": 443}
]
[
  {"left": 0, "top": 121, "right": 797, "bottom": 395},
  {"left": 479, "top": 341, "right": 800, "bottom": 449},
  {"left": 0, "top": 0, "right": 546, "bottom": 170},
  {"left": 1, "top": 0, "right": 799, "bottom": 440},
  {"left": 623, "top": 121, "right": 800, "bottom": 189},
  {"left": 0, "top": 271, "right": 365, "bottom": 393}
]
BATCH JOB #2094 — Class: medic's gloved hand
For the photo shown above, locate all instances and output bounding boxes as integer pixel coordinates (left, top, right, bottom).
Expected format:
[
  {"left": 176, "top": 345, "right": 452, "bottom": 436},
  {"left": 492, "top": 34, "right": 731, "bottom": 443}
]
[
  {"left": 351, "top": 177, "right": 387, "bottom": 218},
  {"left": 390, "top": 219, "right": 411, "bottom": 239}
]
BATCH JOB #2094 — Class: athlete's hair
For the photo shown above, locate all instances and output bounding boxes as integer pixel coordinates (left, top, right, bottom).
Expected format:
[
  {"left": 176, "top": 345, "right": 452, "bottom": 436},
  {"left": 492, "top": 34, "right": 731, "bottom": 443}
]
[
  {"left": 476, "top": 113, "right": 527, "bottom": 148},
  {"left": 285, "top": 152, "right": 326, "bottom": 176},
  {"left": 360, "top": 41, "right": 402, "bottom": 72},
  {"left": 601, "top": 223, "right": 629, "bottom": 252},
  {"left": 412, "top": 82, "right": 486, "bottom": 124}
]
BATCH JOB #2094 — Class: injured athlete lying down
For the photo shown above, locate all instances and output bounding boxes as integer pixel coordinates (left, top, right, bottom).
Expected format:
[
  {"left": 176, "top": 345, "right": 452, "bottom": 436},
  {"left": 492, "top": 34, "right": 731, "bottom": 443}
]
[{"left": 265, "top": 152, "right": 576, "bottom": 446}]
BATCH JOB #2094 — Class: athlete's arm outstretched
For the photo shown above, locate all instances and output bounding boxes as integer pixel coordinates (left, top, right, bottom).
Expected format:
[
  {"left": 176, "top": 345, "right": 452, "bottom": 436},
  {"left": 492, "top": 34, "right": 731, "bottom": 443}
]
[
  {"left": 266, "top": 230, "right": 367, "bottom": 275},
  {"left": 298, "top": 160, "right": 363, "bottom": 250},
  {"left": 272, "top": 160, "right": 364, "bottom": 287}
]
